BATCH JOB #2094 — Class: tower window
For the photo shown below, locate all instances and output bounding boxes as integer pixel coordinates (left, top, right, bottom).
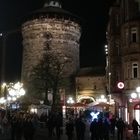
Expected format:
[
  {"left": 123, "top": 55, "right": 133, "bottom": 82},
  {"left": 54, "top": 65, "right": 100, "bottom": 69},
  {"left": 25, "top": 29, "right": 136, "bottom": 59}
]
[
  {"left": 131, "top": 28, "right": 137, "bottom": 43},
  {"left": 132, "top": 63, "right": 138, "bottom": 78}
]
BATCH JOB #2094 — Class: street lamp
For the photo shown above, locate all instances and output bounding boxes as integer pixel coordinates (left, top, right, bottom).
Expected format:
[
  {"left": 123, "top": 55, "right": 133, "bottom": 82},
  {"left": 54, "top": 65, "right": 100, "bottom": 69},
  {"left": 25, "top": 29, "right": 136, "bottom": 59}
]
[
  {"left": 62, "top": 97, "right": 75, "bottom": 119},
  {"left": 0, "top": 82, "right": 26, "bottom": 110},
  {"left": 104, "top": 44, "right": 112, "bottom": 103},
  {"left": 96, "top": 95, "right": 107, "bottom": 103},
  {"left": 67, "top": 97, "right": 75, "bottom": 104},
  {"left": 130, "top": 86, "right": 140, "bottom": 99},
  {"left": 8, "top": 82, "right": 26, "bottom": 98}
]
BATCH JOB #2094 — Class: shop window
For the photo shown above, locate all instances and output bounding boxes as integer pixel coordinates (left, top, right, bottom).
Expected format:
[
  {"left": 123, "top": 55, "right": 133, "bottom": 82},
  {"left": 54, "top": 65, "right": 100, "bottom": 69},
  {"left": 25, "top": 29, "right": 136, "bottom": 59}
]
[{"left": 134, "top": 104, "right": 140, "bottom": 124}]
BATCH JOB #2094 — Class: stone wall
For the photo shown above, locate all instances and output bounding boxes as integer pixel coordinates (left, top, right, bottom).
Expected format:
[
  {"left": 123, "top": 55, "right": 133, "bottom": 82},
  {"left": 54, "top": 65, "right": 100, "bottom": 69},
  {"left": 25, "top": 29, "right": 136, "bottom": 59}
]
[{"left": 21, "top": 17, "right": 81, "bottom": 96}]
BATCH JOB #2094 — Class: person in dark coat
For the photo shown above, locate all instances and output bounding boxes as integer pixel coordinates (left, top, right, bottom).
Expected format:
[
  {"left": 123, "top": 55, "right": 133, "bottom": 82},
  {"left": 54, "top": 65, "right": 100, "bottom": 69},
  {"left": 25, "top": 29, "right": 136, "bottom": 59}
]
[
  {"left": 90, "top": 118, "right": 98, "bottom": 140},
  {"left": 75, "top": 116, "right": 86, "bottom": 140},
  {"left": 23, "top": 115, "right": 35, "bottom": 140},
  {"left": 10, "top": 115, "right": 17, "bottom": 140},
  {"left": 116, "top": 118, "right": 125, "bottom": 140},
  {"left": 97, "top": 118, "right": 104, "bottom": 140},
  {"left": 47, "top": 113, "right": 56, "bottom": 138},
  {"left": 132, "top": 119, "right": 139, "bottom": 140},
  {"left": 110, "top": 115, "right": 116, "bottom": 138},
  {"left": 55, "top": 112, "right": 63, "bottom": 140},
  {"left": 103, "top": 118, "right": 110, "bottom": 140},
  {"left": 15, "top": 113, "right": 24, "bottom": 140},
  {"left": 66, "top": 118, "right": 74, "bottom": 140}
]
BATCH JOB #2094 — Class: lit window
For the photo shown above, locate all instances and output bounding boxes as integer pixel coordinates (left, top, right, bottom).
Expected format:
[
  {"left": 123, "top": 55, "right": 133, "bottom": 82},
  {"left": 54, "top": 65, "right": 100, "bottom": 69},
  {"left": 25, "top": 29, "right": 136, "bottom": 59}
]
[{"left": 132, "top": 63, "right": 138, "bottom": 78}]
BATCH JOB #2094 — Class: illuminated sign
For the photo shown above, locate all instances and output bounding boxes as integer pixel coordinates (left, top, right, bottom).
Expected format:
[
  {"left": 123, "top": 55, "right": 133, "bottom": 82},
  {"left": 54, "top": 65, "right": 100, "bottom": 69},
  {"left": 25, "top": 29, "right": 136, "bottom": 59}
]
[
  {"left": 90, "top": 111, "right": 100, "bottom": 120},
  {"left": 117, "top": 82, "right": 124, "bottom": 89}
]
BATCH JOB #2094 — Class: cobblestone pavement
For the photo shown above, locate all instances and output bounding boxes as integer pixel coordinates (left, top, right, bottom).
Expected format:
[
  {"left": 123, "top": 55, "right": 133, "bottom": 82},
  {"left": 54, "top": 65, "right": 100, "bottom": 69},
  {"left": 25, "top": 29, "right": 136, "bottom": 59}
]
[{"left": 0, "top": 125, "right": 137, "bottom": 140}]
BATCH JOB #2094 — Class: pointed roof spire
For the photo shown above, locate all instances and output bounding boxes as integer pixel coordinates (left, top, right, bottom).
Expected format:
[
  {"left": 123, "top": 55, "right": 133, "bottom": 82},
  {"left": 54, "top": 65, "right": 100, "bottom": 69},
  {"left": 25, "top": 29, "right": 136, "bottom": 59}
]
[{"left": 44, "top": 0, "right": 62, "bottom": 8}]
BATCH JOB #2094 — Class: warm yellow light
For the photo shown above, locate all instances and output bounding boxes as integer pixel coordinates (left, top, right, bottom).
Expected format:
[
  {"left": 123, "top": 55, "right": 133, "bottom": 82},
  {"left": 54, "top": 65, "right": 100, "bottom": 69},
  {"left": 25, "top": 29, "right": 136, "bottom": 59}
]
[
  {"left": 2, "top": 83, "right": 6, "bottom": 88},
  {"left": 77, "top": 96, "right": 95, "bottom": 102}
]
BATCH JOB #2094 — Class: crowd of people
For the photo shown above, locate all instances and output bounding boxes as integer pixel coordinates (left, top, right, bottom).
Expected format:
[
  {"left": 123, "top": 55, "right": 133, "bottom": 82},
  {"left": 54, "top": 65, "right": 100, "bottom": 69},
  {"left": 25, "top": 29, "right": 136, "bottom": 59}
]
[
  {"left": 0, "top": 111, "right": 39, "bottom": 140},
  {"left": 0, "top": 110, "right": 140, "bottom": 140},
  {"left": 65, "top": 114, "right": 140, "bottom": 140}
]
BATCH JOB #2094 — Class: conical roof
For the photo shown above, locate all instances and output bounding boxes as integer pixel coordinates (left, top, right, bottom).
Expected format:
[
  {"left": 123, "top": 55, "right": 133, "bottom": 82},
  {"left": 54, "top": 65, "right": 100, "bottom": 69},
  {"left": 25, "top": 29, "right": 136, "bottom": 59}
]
[{"left": 23, "top": 0, "right": 82, "bottom": 25}]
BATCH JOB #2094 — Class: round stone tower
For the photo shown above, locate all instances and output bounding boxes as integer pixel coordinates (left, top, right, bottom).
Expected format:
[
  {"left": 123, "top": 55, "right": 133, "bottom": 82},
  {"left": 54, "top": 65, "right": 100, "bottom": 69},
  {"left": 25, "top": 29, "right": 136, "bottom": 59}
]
[{"left": 21, "top": 0, "right": 81, "bottom": 98}]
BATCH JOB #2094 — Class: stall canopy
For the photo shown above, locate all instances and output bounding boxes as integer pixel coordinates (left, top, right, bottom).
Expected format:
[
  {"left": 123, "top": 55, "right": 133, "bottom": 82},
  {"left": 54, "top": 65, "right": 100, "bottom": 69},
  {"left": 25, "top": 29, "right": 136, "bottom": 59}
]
[{"left": 70, "top": 102, "right": 87, "bottom": 108}]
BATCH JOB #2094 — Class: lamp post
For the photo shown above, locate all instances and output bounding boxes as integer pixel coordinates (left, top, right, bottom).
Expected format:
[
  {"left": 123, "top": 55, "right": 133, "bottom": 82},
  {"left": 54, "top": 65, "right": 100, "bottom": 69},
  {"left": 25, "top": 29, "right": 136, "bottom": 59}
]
[
  {"left": 104, "top": 45, "right": 111, "bottom": 102},
  {"left": 67, "top": 97, "right": 75, "bottom": 104},
  {"left": 63, "top": 97, "right": 75, "bottom": 119}
]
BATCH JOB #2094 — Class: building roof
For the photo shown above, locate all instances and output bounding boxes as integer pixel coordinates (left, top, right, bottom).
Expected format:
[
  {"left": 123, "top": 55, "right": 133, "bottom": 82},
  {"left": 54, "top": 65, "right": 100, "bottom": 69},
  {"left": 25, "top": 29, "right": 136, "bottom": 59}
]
[
  {"left": 76, "top": 67, "right": 105, "bottom": 77},
  {"left": 23, "top": 1, "right": 82, "bottom": 25}
]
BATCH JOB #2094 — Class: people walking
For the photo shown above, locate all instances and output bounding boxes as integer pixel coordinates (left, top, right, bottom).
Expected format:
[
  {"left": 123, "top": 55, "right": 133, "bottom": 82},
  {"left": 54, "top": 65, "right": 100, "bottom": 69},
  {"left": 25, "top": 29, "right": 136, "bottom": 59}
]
[
  {"left": 55, "top": 112, "right": 63, "bottom": 140},
  {"left": 97, "top": 118, "right": 104, "bottom": 140},
  {"left": 132, "top": 119, "right": 140, "bottom": 140},
  {"left": 90, "top": 118, "right": 98, "bottom": 140},
  {"left": 10, "top": 115, "right": 17, "bottom": 140},
  {"left": 15, "top": 113, "right": 23, "bottom": 140},
  {"left": 103, "top": 118, "right": 110, "bottom": 140},
  {"left": 23, "top": 115, "right": 35, "bottom": 140},
  {"left": 47, "top": 113, "right": 56, "bottom": 138},
  {"left": 110, "top": 115, "right": 116, "bottom": 138},
  {"left": 75, "top": 116, "right": 86, "bottom": 140},
  {"left": 66, "top": 117, "right": 74, "bottom": 140},
  {"left": 116, "top": 118, "right": 125, "bottom": 140}
]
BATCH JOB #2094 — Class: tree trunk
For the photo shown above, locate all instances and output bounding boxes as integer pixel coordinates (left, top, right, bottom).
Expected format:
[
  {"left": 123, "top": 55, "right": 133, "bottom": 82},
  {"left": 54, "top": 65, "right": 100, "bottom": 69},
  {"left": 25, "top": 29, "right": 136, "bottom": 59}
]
[{"left": 52, "top": 81, "right": 61, "bottom": 112}]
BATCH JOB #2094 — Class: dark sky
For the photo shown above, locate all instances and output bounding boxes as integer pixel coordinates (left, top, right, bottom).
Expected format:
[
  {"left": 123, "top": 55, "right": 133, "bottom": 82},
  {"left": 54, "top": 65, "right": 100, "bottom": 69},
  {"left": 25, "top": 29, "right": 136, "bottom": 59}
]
[{"left": 0, "top": 0, "right": 113, "bottom": 81}]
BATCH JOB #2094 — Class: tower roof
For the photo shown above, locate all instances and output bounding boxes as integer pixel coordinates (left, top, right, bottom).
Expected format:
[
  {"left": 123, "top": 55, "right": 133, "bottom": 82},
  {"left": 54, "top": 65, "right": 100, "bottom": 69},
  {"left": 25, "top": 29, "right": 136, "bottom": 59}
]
[
  {"left": 23, "top": 0, "right": 82, "bottom": 25},
  {"left": 44, "top": 0, "right": 62, "bottom": 8}
]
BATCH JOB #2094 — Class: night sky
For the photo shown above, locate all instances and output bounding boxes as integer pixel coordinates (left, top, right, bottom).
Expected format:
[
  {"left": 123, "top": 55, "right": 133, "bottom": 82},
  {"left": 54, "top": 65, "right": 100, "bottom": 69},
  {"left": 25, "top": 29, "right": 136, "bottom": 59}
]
[{"left": 0, "top": 0, "right": 113, "bottom": 81}]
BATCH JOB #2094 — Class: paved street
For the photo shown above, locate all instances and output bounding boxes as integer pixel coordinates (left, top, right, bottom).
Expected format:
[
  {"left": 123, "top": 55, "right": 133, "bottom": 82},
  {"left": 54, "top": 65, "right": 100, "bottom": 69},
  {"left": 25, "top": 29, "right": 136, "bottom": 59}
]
[{"left": 0, "top": 124, "right": 137, "bottom": 140}]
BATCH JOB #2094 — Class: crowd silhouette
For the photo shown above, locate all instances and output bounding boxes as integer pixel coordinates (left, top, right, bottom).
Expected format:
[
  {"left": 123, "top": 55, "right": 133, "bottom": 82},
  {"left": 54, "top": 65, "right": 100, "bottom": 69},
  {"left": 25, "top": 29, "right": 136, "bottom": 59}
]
[{"left": 0, "top": 109, "right": 139, "bottom": 140}]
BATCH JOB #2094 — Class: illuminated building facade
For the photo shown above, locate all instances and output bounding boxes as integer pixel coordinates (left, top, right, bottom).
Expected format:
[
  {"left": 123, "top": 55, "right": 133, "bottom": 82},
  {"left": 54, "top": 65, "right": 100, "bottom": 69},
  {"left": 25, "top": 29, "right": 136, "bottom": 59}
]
[
  {"left": 76, "top": 67, "right": 106, "bottom": 103},
  {"left": 107, "top": 0, "right": 140, "bottom": 123},
  {"left": 21, "top": 0, "right": 81, "bottom": 101}
]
